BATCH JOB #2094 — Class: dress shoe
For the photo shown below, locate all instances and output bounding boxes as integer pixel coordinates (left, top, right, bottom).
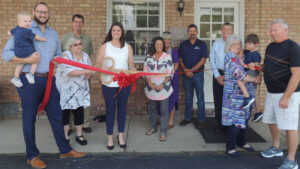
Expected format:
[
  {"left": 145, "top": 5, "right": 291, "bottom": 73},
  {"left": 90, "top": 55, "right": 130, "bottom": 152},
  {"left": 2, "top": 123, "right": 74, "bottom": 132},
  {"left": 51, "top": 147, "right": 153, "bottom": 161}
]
[
  {"left": 107, "top": 145, "right": 114, "bottom": 150},
  {"left": 179, "top": 119, "right": 191, "bottom": 126},
  {"left": 26, "top": 156, "right": 47, "bottom": 169},
  {"left": 82, "top": 127, "right": 92, "bottom": 133},
  {"left": 196, "top": 121, "right": 206, "bottom": 129},
  {"left": 76, "top": 135, "right": 87, "bottom": 146},
  {"left": 60, "top": 150, "right": 86, "bottom": 158},
  {"left": 117, "top": 136, "right": 127, "bottom": 149}
]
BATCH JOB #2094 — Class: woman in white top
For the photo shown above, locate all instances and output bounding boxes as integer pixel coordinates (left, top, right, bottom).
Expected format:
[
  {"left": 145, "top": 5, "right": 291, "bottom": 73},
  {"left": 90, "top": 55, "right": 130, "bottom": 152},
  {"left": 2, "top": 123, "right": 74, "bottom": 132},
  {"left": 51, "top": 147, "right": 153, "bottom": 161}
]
[
  {"left": 95, "top": 22, "right": 135, "bottom": 150},
  {"left": 56, "top": 37, "right": 93, "bottom": 145}
]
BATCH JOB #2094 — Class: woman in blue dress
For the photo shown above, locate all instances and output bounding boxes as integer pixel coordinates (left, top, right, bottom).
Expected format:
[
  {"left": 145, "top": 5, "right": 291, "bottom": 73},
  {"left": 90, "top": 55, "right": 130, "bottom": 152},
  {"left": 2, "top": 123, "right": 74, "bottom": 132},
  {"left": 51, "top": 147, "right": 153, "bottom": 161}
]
[{"left": 222, "top": 35, "right": 261, "bottom": 156}]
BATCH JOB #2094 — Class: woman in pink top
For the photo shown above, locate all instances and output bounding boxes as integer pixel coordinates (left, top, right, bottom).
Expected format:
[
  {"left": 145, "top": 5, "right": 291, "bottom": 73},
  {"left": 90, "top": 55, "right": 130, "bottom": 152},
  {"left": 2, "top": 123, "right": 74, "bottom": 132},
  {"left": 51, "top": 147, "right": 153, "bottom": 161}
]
[{"left": 144, "top": 37, "right": 174, "bottom": 142}]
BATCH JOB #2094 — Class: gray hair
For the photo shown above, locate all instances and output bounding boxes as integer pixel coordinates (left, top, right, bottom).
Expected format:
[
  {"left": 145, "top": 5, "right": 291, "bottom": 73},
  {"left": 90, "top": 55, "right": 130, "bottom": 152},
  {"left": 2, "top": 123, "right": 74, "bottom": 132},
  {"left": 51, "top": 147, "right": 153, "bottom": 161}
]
[
  {"left": 224, "top": 35, "right": 241, "bottom": 53},
  {"left": 161, "top": 31, "right": 171, "bottom": 40},
  {"left": 270, "top": 19, "right": 288, "bottom": 29},
  {"left": 65, "top": 36, "right": 81, "bottom": 50}
]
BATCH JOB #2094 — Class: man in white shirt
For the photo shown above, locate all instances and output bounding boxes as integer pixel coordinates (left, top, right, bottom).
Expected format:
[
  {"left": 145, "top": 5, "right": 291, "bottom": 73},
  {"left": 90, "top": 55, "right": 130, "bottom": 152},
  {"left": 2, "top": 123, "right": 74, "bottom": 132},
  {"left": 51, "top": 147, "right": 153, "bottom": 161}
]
[{"left": 209, "top": 22, "right": 233, "bottom": 133}]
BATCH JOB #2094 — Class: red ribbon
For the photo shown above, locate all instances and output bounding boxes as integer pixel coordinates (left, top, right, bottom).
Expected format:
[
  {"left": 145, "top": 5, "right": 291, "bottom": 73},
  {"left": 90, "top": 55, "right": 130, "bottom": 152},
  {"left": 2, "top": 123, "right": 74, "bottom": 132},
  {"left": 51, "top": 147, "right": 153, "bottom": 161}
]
[
  {"left": 37, "top": 61, "right": 54, "bottom": 112},
  {"left": 38, "top": 57, "right": 214, "bottom": 112},
  {"left": 113, "top": 72, "right": 140, "bottom": 93},
  {"left": 231, "top": 58, "right": 260, "bottom": 71}
]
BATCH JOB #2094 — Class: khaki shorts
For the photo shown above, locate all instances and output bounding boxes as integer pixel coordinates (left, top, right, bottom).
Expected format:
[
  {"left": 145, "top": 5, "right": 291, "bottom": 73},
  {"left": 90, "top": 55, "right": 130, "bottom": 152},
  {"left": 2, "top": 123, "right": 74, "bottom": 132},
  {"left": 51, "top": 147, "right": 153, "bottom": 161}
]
[{"left": 262, "top": 92, "right": 300, "bottom": 130}]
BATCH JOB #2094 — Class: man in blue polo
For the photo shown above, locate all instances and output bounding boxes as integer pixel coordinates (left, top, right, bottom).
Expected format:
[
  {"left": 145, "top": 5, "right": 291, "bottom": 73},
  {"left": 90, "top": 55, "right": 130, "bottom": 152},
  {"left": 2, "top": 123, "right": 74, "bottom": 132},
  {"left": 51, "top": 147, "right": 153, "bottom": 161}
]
[
  {"left": 179, "top": 24, "right": 208, "bottom": 128},
  {"left": 2, "top": 2, "right": 86, "bottom": 169}
]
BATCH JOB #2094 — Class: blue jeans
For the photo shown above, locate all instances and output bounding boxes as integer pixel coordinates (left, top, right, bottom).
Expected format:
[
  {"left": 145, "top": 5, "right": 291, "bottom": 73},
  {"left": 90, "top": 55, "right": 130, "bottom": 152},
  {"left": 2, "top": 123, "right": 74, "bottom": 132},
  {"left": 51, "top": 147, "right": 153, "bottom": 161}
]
[
  {"left": 148, "top": 98, "right": 169, "bottom": 136},
  {"left": 17, "top": 75, "right": 72, "bottom": 160},
  {"left": 102, "top": 85, "right": 131, "bottom": 135},
  {"left": 183, "top": 72, "right": 206, "bottom": 122}
]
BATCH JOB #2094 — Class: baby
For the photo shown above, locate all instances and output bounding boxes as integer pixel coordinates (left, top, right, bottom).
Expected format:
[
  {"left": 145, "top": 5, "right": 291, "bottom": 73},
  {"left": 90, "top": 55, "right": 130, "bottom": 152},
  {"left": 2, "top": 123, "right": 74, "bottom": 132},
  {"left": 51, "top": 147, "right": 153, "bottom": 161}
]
[
  {"left": 9, "top": 12, "right": 46, "bottom": 87},
  {"left": 237, "top": 34, "right": 261, "bottom": 110}
]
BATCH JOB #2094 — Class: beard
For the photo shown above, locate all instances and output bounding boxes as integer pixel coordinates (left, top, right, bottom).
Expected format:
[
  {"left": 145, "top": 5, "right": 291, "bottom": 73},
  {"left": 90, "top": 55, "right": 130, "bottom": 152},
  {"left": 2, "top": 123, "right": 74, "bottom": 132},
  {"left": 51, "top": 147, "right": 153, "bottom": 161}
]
[{"left": 34, "top": 15, "right": 49, "bottom": 25}]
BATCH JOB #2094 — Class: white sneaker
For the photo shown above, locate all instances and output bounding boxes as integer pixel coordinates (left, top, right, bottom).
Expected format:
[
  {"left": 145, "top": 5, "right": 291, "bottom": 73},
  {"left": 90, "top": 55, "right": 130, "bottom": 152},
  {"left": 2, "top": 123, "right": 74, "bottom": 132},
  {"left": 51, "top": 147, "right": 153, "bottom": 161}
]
[
  {"left": 11, "top": 77, "right": 23, "bottom": 87},
  {"left": 25, "top": 72, "right": 35, "bottom": 84}
]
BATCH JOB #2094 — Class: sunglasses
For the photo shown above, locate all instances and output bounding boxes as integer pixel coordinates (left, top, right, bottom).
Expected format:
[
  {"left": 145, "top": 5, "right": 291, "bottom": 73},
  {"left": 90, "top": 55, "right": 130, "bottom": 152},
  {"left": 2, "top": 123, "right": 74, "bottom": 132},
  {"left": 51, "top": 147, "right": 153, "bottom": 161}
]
[{"left": 73, "top": 43, "right": 82, "bottom": 47}]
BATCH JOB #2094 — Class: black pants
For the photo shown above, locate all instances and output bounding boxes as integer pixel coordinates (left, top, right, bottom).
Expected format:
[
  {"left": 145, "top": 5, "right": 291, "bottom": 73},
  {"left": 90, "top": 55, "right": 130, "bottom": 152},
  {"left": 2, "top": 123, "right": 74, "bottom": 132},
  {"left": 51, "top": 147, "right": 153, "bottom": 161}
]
[
  {"left": 213, "top": 74, "right": 224, "bottom": 127},
  {"left": 226, "top": 125, "right": 247, "bottom": 151},
  {"left": 63, "top": 106, "right": 84, "bottom": 126}
]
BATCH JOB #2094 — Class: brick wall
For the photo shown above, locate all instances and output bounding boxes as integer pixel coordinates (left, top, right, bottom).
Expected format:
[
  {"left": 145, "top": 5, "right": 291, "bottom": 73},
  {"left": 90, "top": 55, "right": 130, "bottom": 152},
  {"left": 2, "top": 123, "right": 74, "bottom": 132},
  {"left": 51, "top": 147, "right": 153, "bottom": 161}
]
[{"left": 1, "top": 0, "right": 300, "bottom": 117}]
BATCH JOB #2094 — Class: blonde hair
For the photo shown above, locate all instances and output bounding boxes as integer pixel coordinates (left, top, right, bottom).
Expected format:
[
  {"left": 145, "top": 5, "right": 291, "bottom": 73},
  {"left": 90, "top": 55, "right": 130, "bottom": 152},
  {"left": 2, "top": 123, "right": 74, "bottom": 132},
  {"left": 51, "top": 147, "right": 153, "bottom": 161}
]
[
  {"left": 161, "top": 31, "right": 171, "bottom": 40},
  {"left": 17, "top": 12, "right": 31, "bottom": 20}
]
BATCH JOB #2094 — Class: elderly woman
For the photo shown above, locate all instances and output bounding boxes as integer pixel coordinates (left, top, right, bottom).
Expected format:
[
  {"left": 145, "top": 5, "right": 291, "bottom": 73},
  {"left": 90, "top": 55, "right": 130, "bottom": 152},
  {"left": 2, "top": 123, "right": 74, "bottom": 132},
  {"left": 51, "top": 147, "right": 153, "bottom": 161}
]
[
  {"left": 222, "top": 35, "right": 261, "bottom": 156},
  {"left": 56, "top": 37, "right": 93, "bottom": 146},
  {"left": 161, "top": 32, "right": 179, "bottom": 129},
  {"left": 144, "top": 36, "right": 174, "bottom": 142},
  {"left": 95, "top": 22, "right": 135, "bottom": 150}
]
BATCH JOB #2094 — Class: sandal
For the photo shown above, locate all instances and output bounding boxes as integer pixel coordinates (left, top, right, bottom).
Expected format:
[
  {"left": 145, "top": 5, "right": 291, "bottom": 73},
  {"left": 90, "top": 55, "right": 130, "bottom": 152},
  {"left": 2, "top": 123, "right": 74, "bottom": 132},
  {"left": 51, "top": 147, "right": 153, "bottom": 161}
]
[
  {"left": 238, "top": 144, "right": 255, "bottom": 152},
  {"left": 145, "top": 129, "right": 157, "bottom": 136},
  {"left": 159, "top": 135, "right": 167, "bottom": 142},
  {"left": 167, "top": 124, "right": 174, "bottom": 129},
  {"left": 226, "top": 150, "right": 239, "bottom": 157}
]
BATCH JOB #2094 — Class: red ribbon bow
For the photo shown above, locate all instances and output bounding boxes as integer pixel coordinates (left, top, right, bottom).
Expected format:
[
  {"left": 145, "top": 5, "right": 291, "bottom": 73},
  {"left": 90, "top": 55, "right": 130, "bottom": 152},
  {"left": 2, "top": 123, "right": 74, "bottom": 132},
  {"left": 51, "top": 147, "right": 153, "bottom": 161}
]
[{"left": 113, "top": 72, "right": 140, "bottom": 93}]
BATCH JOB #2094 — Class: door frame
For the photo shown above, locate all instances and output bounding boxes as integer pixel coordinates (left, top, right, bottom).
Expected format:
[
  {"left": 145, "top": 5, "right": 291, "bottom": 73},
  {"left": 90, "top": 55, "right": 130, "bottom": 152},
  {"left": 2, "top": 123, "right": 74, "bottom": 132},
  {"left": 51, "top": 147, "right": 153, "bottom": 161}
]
[{"left": 193, "top": 0, "right": 245, "bottom": 109}]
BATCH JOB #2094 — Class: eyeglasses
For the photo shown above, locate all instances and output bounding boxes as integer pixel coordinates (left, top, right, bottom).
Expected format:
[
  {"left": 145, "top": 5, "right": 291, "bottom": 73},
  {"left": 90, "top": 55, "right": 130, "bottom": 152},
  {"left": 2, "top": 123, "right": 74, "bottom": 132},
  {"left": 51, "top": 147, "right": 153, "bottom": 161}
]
[
  {"left": 163, "top": 31, "right": 171, "bottom": 34},
  {"left": 35, "top": 10, "right": 49, "bottom": 15},
  {"left": 73, "top": 43, "right": 82, "bottom": 47}
]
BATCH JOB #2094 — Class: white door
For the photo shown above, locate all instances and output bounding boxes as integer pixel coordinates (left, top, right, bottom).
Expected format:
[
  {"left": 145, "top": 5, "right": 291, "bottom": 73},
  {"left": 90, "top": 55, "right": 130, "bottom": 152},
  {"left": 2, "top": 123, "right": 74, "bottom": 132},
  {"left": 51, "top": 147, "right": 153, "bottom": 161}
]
[{"left": 193, "top": 1, "right": 243, "bottom": 109}]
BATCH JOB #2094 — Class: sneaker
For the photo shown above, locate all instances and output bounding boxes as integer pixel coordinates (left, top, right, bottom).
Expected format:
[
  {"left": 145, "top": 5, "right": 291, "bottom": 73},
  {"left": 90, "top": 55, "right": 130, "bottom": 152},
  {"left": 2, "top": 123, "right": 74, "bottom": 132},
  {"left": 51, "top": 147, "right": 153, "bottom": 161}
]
[
  {"left": 261, "top": 146, "right": 283, "bottom": 158},
  {"left": 25, "top": 72, "right": 35, "bottom": 84},
  {"left": 242, "top": 97, "right": 255, "bottom": 109},
  {"left": 10, "top": 76, "right": 23, "bottom": 87},
  {"left": 278, "top": 159, "right": 298, "bottom": 169},
  {"left": 252, "top": 112, "right": 263, "bottom": 122}
]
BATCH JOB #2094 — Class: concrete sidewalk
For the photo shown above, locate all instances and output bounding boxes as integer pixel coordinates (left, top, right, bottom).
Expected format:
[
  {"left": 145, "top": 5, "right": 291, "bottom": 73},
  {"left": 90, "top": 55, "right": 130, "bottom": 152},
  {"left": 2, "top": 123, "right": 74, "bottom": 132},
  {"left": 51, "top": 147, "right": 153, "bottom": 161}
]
[{"left": 0, "top": 114, "right": 296, "bottom": 154}]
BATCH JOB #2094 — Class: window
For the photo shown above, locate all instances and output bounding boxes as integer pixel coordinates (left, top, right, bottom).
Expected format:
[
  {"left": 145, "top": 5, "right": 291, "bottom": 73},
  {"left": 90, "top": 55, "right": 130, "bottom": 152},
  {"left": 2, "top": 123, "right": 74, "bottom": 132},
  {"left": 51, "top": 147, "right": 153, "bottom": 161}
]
[
  {"left": 199, "top": 7, "right": 236, "bottom": 51},
  {"left": 108, "top": 0, "right": 163, "bottom": 62}
]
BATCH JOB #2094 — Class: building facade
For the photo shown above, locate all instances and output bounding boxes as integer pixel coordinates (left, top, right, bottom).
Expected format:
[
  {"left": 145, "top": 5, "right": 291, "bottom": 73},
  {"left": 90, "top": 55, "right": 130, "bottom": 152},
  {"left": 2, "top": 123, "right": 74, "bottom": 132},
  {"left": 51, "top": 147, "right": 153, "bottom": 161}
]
[{"left": 0, "top": 0, "right": 300, "bottom": 117}]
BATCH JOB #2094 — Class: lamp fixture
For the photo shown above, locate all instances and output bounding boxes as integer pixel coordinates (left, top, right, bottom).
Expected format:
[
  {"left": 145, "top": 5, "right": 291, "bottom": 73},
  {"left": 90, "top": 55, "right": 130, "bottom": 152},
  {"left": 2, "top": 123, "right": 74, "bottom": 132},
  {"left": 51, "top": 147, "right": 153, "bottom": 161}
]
[{"left": 177, "top": 0, "right": 184, "bottom": 16}]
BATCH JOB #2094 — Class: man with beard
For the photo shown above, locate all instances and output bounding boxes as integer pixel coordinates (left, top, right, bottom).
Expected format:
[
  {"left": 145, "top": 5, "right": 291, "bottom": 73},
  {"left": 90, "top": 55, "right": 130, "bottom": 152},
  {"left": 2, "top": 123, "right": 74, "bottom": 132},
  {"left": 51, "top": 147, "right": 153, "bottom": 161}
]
[
  {"left": 61, "top": 14, "right": 94, "bottom": 134},
  {"left": 209, "top": 22, "right": 233, "bottom": 133},
  {"left": 2, "top": 2, "right": 86, "bottom": 169},
  {"left": 179, "top": 24, "right": 208, "bottom": 129}
]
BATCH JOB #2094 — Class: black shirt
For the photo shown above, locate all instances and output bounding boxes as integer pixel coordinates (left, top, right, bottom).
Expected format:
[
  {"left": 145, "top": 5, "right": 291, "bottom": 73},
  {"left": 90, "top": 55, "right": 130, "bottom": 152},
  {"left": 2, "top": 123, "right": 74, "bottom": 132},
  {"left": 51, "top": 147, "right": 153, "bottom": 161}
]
[{"left": 264, "top": 39, "right": 300, "bottom": 93}]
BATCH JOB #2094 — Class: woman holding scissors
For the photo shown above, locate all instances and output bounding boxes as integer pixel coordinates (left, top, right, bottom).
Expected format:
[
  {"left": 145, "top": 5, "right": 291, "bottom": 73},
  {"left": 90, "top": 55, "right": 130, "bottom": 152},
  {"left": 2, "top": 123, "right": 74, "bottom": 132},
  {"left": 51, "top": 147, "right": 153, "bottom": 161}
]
[{"left": 95, "top": 22, "right": 135, "bottom": 150}]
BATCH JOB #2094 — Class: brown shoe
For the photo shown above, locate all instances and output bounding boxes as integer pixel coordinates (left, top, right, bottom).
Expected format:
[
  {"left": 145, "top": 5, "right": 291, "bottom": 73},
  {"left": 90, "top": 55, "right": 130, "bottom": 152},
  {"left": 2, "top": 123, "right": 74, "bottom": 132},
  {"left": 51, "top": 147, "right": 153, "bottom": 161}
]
[
  {"left": 60, "top": 150, "right": 87, "bottom": 158},
  {"left": 179, "top": 119, "right": 191, "bottom": 126},
  {"left": 26, "top": 156, "right": 47, "bottom": 169}
]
